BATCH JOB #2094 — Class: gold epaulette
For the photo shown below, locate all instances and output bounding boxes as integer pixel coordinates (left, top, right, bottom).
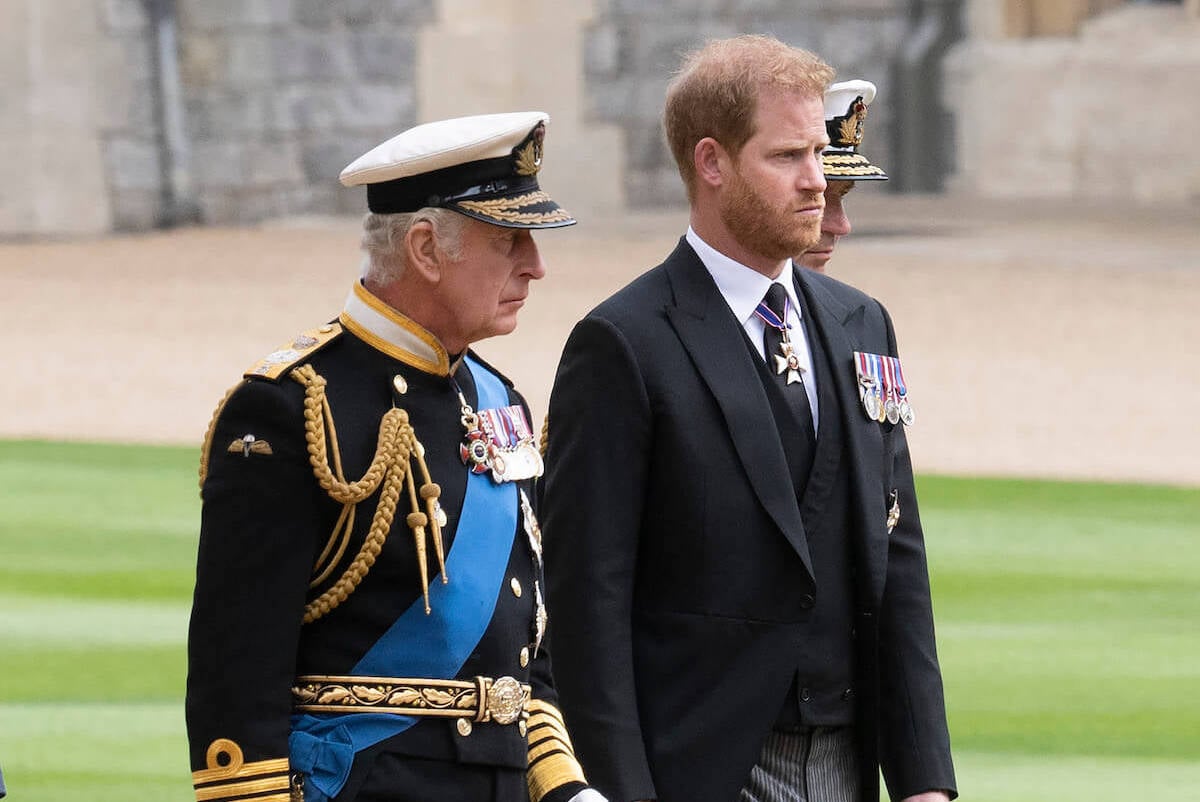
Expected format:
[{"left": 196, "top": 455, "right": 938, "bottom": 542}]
[
  {"left": 192, "top": 739, "right": 293, "bottom": 802},
  {"left": 526, "top": 699, "right": 588, "bottom": 802},
  {"left": 244, "top": 323, "right": 343, "bottom": 381}
]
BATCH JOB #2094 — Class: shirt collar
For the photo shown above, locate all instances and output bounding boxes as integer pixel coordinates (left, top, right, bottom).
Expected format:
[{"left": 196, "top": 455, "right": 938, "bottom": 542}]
[
  {"left": 685, "top": 227, "right": 802, "bottom": 325},
  {"left": 339, "top": 281, "right": 452, "bottom": 375}
]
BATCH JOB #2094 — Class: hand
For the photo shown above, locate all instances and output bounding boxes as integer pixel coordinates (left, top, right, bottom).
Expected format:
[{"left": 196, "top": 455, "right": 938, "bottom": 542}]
[{"left": 901, "top": 793, "right": 950, "bottom": 802}]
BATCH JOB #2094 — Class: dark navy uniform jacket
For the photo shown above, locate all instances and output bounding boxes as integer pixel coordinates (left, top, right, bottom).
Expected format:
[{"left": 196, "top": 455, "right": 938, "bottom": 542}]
[{"left": 187, "top": 282, "right": 587, "bottom": 802}]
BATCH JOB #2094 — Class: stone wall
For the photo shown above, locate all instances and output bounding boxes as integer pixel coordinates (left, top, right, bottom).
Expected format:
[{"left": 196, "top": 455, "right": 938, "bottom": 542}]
[
  {"left": 0, "top": 0, "right": 138, "bottom": 236},
  {"left": 178, "top": 0, "right": 432, "bottom": 224},
  {"left": 945, "top": 3, "right": 1200, "bottom": 203},
  {"left": 8, "top": 1, "right": 1194, "bottom": 237},
  {"left": 101, "top": 0, "right": 165, "bottom": 231},
  {"left": 583, "top": 0, "right": 910, "bottom": 207}
]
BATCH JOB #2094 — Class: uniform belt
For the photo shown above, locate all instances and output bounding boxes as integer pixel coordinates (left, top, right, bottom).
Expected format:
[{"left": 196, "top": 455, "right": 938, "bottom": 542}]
[{"left": 291, "top": 674, "right": 531, "bottom": 725}]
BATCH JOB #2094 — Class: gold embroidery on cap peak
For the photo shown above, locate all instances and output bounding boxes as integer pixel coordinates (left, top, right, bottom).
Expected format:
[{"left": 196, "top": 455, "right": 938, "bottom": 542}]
[{"left": 457, "top": 191, "right": 573, "bottom": 225}]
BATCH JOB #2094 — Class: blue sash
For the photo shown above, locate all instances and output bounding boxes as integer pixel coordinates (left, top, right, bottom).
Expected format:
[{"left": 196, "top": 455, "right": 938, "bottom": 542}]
[{"left": 290, "top": 356, "right": 518, "bottom": 801}]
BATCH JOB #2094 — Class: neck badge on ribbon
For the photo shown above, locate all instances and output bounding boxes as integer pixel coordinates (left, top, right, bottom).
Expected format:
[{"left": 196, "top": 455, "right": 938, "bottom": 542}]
[{"left": 755, "top": 296, "right": 806, "bottom": 385}]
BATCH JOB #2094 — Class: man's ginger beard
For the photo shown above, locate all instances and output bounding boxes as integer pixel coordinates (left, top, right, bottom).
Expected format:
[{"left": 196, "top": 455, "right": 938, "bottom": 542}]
[{"left": 718, "top": 156, "right": 823, "bottom": 262}]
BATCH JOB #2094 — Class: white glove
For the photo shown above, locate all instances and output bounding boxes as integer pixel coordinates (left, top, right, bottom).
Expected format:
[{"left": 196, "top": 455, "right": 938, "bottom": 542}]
[{"left": 568, "top": 789, "right": 609, "bottom": 802}]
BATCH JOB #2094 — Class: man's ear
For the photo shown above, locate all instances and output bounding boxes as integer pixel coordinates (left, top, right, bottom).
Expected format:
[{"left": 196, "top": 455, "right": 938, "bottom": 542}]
[
  {"left": 694, "top": 137, "right": 728, "bottom": 189},
  {"left": 404, "top": 219, "right": 441, "bottom": 283}
]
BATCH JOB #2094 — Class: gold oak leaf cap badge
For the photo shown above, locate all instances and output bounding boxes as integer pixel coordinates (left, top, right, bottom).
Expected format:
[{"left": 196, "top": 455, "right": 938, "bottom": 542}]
[{"left": 821, "top": 79, "right": 888, "bottom": 181}]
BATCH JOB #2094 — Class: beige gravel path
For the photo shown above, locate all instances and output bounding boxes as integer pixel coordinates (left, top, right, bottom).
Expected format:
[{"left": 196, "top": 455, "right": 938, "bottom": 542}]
[{"left": 2, "top": 195, "right": 1196, "bottom": 486}]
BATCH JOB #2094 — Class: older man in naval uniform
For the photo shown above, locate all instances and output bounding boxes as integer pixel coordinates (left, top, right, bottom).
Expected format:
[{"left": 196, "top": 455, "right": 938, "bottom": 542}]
[
  {"left": 798, "top": 79, "right": 889, "bottom": 274},
  {"left": 187, "top": 112, "right": 603, "bottom": 802}
]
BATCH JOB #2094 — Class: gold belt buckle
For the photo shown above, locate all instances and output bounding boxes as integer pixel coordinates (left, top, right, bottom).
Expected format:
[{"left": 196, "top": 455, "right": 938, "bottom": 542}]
[{"left": 478, "top": 676, "right": 526, "bottom": 725}]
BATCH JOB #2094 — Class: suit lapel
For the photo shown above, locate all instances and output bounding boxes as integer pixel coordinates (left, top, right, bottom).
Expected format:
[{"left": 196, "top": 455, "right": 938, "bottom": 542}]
[
  {"left": 663, "top": 241, "right": 814, "bottom": 578},
  {"left": 795, "top": 268, "right": 888, "bottom": 606}
]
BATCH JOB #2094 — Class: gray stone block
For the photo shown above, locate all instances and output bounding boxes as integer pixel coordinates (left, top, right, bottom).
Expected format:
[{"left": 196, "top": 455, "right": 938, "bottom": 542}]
[
  {"left": 103, "top": 0, "right": 148, "bottom": 32},
  {"left": 286, "top": 86, "right": 344, "bottom": 131},
  {"left": 181, "top": 0, "right": 294, "bottom": 32},
  {"left": 293, "top": 0, "right": 337, "bottom": 27},
  {"left": 195, "top": 190, "right": 230, "bottom": 224},
  {"left": 348, "top": 30, "right": 418, "bottom": 82},
  {"left": 186, "top": 91, "right": 273, "bottom": 139},
  {"left": 110, "top": 188, "right": 161, "bottom": 231},
  {"left": 334, "top": 85, "right": 415, "bottom": 130},
  {"left": 243, "top": 139, "right": 303, "bottom": 186},
  {"left": 340, "top": 0, "right": 388, "bottom": 26},
  {"left": 105, "top": 136, "right": 163, "bottom": 191},
  {"left": 298, "top": 182, "right": 340, "bottom": 216},
  {"left": 192, "top": 140, "right": 247, "bottom": 188},
  {"left": 624, "top": 123, "right": 671, "bottom": 171},
  {"left": 284, "top": 86, "right": 411, "bottom": 133},
  {"left": 819, "top": 17, "right": 901, "bottom": 75},
  {"left": 180, "top": 33, "right": 228, "bottom": 90},
  {"left": 745, "top": 16, "right": 825, "bottom": 53},
  {"left": 584, "top": 22, "right": 622, "bottom": 78},
  {"left": 584, "top": 79, "right": 635, "bottom": 124},
  {"left": 383, "top": 0, "right": 436, "bottom": 24},
  {"left": 273, "top": 30, "right": 356, "bottom": 82},
  {"left": 626, "top": 167, "right": 686, "bottom": 209},
  {"left": 301, "top": 138, "right": 374, "bottom": 184},
  {"left": 293, "top": 0, "right": 433, "bottom": 27},
  {"left": 227, "top": 32, "right": 279, "bottom": 86}
]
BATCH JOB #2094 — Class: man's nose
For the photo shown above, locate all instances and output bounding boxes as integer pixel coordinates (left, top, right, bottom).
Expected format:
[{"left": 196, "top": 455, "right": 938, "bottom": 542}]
[
  {"left": 824, "top": 194, "right": 851, "bottom": 236},
  {"left": 522, "top": 235, "right": 547, "bottom": 279},
  {"left": 801, "top": 154, "right": 827, "bottom": 194}
]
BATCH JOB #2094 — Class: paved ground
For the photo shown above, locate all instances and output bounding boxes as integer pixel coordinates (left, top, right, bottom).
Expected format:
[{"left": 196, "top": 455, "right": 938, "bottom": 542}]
[{"left": 2, "top": 194, "right": 1197, "bottom": 485}]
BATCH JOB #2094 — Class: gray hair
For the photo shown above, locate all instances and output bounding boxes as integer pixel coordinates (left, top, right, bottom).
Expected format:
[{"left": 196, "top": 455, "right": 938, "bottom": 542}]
[{"left": 361, "top": 208, "right": 468, "bottom": 284}]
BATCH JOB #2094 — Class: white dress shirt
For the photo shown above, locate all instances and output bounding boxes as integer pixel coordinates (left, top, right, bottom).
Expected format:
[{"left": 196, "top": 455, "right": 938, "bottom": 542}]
[{"left": 685, "top": 227, "right": 819, "bottom": 431}]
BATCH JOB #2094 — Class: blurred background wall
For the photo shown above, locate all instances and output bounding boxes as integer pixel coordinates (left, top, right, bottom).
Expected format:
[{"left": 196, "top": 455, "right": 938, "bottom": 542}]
[{"left": 1, "top": 0, "right": 1196, "bottom": 237}]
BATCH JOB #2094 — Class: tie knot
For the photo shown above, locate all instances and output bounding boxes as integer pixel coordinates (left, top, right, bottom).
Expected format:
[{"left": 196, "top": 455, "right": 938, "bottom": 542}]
[{"left": 763, "top": 283, "right": 788, "bottom": 318}]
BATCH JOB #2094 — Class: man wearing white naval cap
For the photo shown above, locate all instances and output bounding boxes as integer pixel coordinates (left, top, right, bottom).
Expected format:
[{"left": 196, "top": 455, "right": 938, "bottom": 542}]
[
  {"left": 799, "top": 80, "right": 889, "bottom": 274},
  {"left": 187, "top": 112, "right": 604, "bottom": 802}
]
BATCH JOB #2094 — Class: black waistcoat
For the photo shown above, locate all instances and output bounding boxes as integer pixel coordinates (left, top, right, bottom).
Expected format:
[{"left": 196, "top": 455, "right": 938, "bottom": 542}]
[{"left": 746, "top": 283, "right": 857, "bottom": 728}]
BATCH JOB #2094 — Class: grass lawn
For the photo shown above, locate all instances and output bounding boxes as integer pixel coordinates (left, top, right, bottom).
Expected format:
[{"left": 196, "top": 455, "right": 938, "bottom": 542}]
[{"left": 0, "top": 440, "right": 1197, "bottom": 801}]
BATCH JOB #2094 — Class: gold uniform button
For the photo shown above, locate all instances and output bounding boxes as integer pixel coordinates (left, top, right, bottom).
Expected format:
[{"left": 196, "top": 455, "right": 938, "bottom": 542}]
[
  {"left": 520, "top": 646, "right": 530, "bottom": 668},
  {"left": 519, "top": 720, "right": 528, "bottom": 737},
  {"left": 510, "top": 577, "right": 522, "bottom": 598},
  {"left": 392, "top": 374, "right": 408, "bottom": 395},
  {"left": 456, "top": 718, "right": 473, "bottom": 737}
]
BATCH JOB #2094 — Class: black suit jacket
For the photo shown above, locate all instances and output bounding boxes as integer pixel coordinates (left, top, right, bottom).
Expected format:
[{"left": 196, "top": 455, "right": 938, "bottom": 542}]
[{"left": 541, "top": 240, "right": 956, "bottom": 802}]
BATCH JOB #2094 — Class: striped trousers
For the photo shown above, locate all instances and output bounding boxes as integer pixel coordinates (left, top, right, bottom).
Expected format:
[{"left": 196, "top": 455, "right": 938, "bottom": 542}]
[{"left": 738, "top": 727, "right": 860, "bottom": 802}]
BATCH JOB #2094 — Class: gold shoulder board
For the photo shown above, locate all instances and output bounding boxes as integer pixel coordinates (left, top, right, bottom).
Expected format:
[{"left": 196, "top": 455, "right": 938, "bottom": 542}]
[{"left": 244, "top": 323, "right": 343, "bottom": 381}]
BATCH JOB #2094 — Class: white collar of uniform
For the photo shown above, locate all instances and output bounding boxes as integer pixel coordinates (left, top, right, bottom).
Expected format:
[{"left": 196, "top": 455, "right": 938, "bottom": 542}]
[
  {"left": 685, "top": 226, "right": 803, "bottom": 325},
  {"left": 339, "top": 281, "right": 452, "bottom": 375}
]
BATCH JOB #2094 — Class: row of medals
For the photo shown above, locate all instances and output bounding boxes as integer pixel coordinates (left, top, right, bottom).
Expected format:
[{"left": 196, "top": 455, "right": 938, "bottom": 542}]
[{"left": 859, "top": 376, "right": 915, "bottom": 426}]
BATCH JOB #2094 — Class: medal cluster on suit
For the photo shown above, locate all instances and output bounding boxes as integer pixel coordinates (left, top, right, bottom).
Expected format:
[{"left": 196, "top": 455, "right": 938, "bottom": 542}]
[{"left": 854, "top": 351, "right": 914, "bottom": 426}]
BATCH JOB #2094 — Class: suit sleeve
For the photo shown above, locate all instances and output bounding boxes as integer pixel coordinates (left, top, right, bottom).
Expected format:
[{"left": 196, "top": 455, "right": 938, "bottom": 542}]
[
  {"left": 875, "top": 303, "right": 958, "bottom": 800},
  {"left": 541, "top": 315, "right": 657, "bottom": 802},
  {"left": 186, "top": 378, "right": 319, "bottom": 802}
]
